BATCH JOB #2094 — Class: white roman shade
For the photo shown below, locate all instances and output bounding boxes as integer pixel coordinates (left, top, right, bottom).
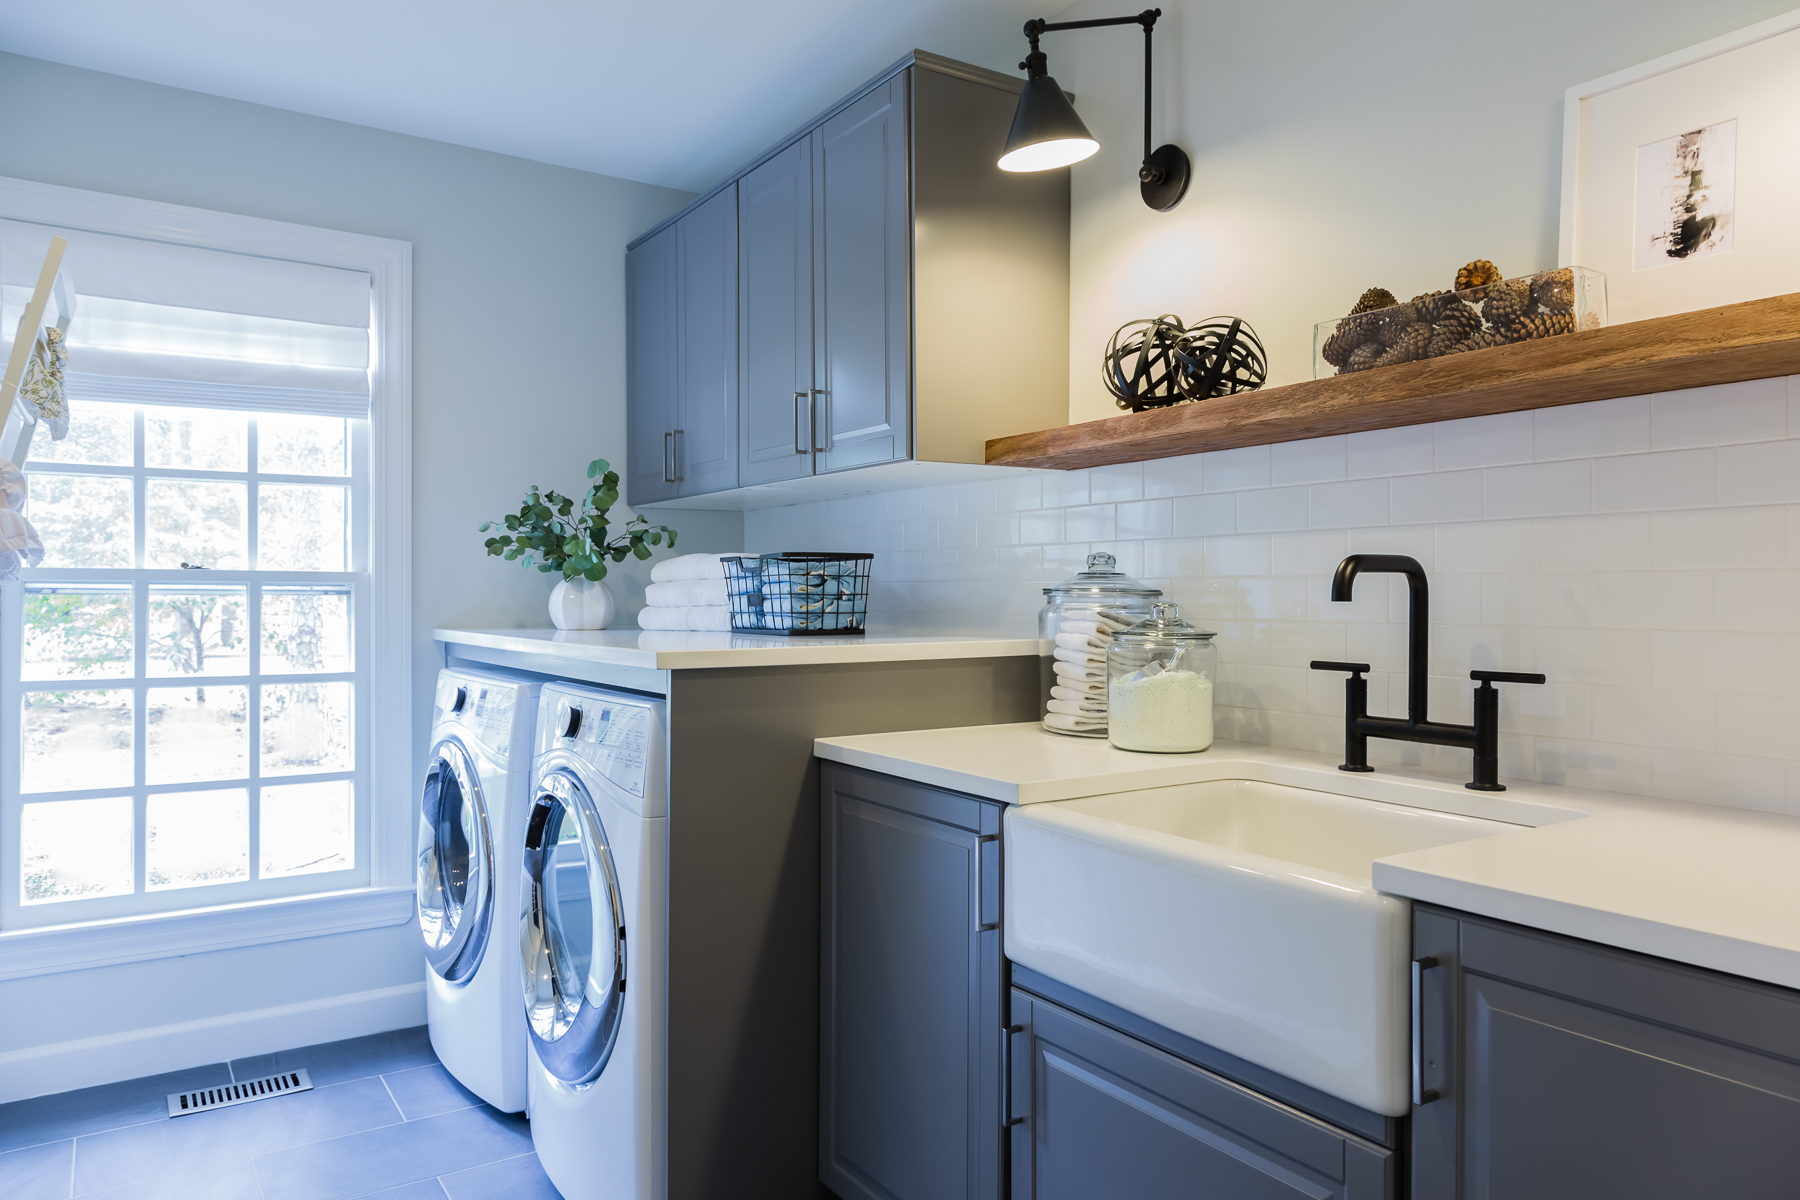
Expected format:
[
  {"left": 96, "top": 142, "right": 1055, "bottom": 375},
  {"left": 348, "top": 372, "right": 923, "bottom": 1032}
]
[{"left": 2, "top": 219, "right": 371, "bottom": 417}]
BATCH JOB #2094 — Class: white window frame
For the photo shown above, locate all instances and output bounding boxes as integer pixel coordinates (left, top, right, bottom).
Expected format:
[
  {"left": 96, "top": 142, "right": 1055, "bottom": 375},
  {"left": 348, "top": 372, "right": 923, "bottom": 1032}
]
[{"left": 0, "top": 177, "right": 411, "bottom": 964}]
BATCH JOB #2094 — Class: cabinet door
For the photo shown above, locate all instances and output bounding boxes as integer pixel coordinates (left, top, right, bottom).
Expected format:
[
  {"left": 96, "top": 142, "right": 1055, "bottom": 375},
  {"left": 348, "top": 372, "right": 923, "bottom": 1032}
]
[
  {"left": 815, "top": 74, "right": 910, "bottom": 475},
  {"left": 820, "top": 765, "right": 1003, "bottom": 1200},
  {"left": 626, "top": 224, "right": 680, "bottom": 506},
  {"left": 739, "top": 139, "right": 816, "bottom": 486},
  {"left": 675, "top": 184, "right": 738, "bottom": 496},
  {"left": 1412, "top": 907, "right": 1800, "bottom": 1199},
  {"left": 1009, "top": 991, "right": 1393, "bottom": 1200}
]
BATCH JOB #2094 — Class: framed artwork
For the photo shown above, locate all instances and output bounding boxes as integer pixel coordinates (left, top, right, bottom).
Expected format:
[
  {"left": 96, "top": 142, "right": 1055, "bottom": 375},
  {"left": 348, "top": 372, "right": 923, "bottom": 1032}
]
[{"left": 1559, "top": 9, "right": 1800, "bottom": 323}]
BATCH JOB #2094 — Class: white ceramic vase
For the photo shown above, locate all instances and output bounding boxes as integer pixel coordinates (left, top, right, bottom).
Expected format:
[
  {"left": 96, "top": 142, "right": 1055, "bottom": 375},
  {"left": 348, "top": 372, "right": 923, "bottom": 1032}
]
[{"left": 548, "top": 577, "right": 615, "bottom": 630}]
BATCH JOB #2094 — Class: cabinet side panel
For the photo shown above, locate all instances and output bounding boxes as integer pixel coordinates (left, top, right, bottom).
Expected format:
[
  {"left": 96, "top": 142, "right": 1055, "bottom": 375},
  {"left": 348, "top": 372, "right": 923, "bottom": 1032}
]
[{"left": 912, "top": 67, "right": 1071, "bottom": 464}]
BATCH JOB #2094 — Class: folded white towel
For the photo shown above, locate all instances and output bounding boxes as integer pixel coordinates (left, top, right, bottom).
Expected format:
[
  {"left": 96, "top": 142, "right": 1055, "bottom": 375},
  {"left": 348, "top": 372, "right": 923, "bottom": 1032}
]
[
  {"left": 1045, "top": 698, "right": 1106, "bottom": 716},
  {"left": 1057, "top": 613, "right": 1133, "bottom": 639},
  {"left": 1055, "top": 630, "right": 1110, "bottom": 654},
  {"left": 649, "top": 553, "right": 734, "bottom": 584},
  {"left": 644, "top": 578, "right": 730, "bottom": 608},
  {"left": 1052, "top": 645, "right": 1102, "bottom": 668},
  {"left": 1053, "top": 659, "right": 1105, "bottom": 682},
  {"left": 637, "top": 605, "right": 733, "bottom": 632},
  {"left": 1051, "top": 683, "right": 1105, "bottom": 701},
  {"left": 1043, "top": 711, "right": 1107, "bottom": 734}
]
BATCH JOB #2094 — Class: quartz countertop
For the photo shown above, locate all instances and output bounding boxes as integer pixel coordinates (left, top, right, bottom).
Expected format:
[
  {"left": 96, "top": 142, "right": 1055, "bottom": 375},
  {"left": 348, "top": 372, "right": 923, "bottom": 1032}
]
[
  {"left": 434, "top": 627, "right": 1039, "bottom": 671},
  {"left": 814, "top": 723, "right": 1800, "bottom": 991}
]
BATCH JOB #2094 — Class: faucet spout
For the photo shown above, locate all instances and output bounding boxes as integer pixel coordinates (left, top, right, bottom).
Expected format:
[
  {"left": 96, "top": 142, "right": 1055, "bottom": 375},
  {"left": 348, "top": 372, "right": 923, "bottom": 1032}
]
[{"left": 1332, "top": 554, "right": 1429, "bottom": 722}]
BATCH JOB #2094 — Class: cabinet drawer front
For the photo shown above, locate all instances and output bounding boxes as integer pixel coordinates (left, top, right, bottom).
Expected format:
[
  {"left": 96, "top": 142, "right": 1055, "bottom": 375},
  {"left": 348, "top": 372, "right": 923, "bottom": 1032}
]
[{"left": 1013, "top": 992, "right": 1393, "bottom": 1200}]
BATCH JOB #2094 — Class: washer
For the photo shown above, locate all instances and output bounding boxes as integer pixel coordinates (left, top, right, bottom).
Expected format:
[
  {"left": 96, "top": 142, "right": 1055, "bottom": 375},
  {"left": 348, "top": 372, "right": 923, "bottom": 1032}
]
[
  {"left": 522, "top": 682, "right": 667, "bottom": 1200},
  {"left": 418, "top": 667, "right": 542, "bottom": 1113}
]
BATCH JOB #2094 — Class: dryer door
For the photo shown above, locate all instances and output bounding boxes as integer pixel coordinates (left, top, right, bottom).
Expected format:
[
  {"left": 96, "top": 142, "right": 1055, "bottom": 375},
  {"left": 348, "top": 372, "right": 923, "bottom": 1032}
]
[
  {"left": 521, "top": 769, "right": 627, "bottom": 1086},
  {"left": 417, "top": 737, "right": 495, "bottom": 983}
]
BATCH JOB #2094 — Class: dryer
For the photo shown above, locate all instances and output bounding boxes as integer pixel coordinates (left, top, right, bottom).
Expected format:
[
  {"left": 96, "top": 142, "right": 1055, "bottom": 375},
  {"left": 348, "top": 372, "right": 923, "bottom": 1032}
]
[
  {"left": 521, "top": 682, "right": 667, "bottom": 1200},
  {"left": 418, "top": 667, "right": 542, "bottom": 1112}
]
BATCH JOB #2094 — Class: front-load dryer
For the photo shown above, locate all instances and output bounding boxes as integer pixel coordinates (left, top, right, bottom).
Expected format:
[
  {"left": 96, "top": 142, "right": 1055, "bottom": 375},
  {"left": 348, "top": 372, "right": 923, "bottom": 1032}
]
[
  {"left": 521, "top": 682, "right": 667, "bottom": 1200},
  {"left": 419, "top": 667, "right": 542, "bottom": 1112}
]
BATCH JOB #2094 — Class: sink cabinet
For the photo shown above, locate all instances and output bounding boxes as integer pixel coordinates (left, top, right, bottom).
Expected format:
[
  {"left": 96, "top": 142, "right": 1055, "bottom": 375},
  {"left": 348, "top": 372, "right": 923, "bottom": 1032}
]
[
  {"left": 820, "top": 763, "right": 1006, "bottom": 1200},
  {"left": 1411, "top": 905, "right": 1800, "bottom": 1198}
]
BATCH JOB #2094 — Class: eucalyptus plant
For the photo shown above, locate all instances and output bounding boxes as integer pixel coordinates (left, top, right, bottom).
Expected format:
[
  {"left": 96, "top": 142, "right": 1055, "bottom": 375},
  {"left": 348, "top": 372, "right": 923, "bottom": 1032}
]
[{"left": 479, "top": 458, "right": 678, "bottom": 582}]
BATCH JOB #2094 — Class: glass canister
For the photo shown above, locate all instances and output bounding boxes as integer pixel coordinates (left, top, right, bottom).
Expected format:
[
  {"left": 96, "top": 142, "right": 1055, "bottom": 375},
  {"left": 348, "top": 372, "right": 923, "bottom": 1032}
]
[
  {"left": 1106, "top": 603, "right": 1218, "bottom": 753},
  {"left": 1038, "top": 552, "right": 1162, "bottom": 738}
]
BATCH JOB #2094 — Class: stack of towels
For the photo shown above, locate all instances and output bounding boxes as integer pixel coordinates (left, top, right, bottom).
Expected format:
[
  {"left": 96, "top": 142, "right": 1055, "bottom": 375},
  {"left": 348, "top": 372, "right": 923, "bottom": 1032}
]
[
  {"left": 1044, "top": 609, "right": 1132, "bottom": 735},
  {"left": 638, "top": 553, "right": 736, "bottom": 631}
]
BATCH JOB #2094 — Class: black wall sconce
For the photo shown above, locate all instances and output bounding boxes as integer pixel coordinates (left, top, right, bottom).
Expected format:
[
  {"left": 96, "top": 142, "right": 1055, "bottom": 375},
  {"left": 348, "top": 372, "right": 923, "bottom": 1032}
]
[{"left": 999, "top": 7, "right": 1190, "bottom": 212}]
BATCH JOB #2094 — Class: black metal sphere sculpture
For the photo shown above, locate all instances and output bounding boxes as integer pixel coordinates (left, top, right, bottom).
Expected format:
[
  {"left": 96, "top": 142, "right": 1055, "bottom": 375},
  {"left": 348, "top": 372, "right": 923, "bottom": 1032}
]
[{"left": 1103, "top": 314, "right": 1268, "bottom": 412}]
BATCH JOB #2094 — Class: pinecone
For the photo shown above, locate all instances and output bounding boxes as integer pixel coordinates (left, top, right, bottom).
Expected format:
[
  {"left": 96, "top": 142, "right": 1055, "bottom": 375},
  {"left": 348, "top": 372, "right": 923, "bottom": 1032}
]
[
  {"left": 1408, "top": 291, "right": 1449, "bottom": 323},
  {"left": 1436, "top": 300, "right": 1481, "bottom": 337},
  {"left": 1376, "top": 323, "right": 1432, "bottom": 367},
  {"left": 1321, "top": 323, "right": 1362, "bottom": 367},
  {"left": 1532, "top": 268, "right": 1575, "bottom": 313},
  {"left": 1375, "top": 304, "right": 1421, "bottom": 347},
  {"left": 1456, "top": 259, "right": 1503, "bottom": 291},
  {"left": 1343, "top": 342, "right": 1382, "bottom": 373},
  {"left": 1350, "top": 287, "right": 1398, "bottom": 315},
  {"left": 1483, "top": 279, "right": 1530, "bottom": 329},
  {"left": 1461, "top": 328, "right": 1508, "bottom": 353},
  {"left": 1425, "top": 324, "right": 1467, "bottom": 358},
  {"left": 1518, "top": 310, "right": 1575, "bottom": 340}
]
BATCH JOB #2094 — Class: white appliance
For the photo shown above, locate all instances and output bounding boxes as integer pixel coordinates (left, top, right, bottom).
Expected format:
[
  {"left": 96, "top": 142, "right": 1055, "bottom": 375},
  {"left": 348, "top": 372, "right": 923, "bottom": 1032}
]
[
  {"left": 418, "top": 667, "right": 542, "bottom": 1112},
  {"left": 522, "top": 682, "right": 667, "bottom": 1200}
]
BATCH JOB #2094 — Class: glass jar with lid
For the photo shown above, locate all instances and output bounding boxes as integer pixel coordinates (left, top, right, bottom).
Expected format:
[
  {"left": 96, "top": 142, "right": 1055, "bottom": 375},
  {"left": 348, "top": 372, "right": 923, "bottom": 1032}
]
[
  {"left": 1038, "top": 552, "right": 1162, "bottom": 738},
  {"left": 1106, "top": 602, "right": 1218, "bottom": 753}
]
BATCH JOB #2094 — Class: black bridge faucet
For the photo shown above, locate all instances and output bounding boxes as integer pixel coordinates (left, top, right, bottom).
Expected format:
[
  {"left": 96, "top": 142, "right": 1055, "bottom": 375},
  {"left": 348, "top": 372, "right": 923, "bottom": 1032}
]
[{"left": 1310, "top": 554, "right": 1544, "bottom": 792}]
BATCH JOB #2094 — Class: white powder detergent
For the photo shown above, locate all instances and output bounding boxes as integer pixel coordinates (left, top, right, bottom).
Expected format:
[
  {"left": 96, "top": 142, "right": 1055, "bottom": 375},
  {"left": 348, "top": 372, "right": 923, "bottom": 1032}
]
[{"left": 1108, "top": 669, "right": 1214, "bottom": 753}]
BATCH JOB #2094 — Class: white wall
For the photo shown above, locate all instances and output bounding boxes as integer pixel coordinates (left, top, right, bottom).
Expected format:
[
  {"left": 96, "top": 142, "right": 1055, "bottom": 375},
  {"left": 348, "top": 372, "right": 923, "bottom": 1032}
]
[
  {"left": 749, "top": 376, "right": 1800, "bottom": 815},
  {"left": 0, "top": 52, "right": 739, "bottom": 1091}
]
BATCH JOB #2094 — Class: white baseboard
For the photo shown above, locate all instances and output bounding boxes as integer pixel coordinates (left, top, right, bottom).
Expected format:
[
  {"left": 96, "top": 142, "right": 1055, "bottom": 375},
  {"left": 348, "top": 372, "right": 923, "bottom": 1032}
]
[{"left": 0, "top": 981, "right": 426, "bottom": 1104}]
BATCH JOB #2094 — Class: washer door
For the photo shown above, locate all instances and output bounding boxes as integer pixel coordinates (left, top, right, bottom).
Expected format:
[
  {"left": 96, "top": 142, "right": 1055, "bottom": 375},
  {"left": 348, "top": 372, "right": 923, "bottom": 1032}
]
[
  {"left": 417, "top": 737, "right": 495, "bottom": 983},
  {"left": 521, "top": 769, "right": 626, "bottom": 1086}
]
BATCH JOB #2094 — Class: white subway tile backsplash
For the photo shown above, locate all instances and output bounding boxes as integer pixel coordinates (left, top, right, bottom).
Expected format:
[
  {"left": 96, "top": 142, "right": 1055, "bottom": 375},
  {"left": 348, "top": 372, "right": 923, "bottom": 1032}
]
[
  {"left": 1143, "top": 454, "right": 1204, "bottom": 498},
  {"left": 1238, "top": 486, "right": 1311, "bottom": 532},
  {"left": 1089, "top": 462, "right": 1145, "bottom": 503},
  {"left": 1536, "top": 738, "right": 1654, "bottom": 796},
  {"left": 975, "top": 513, "right": 1019, "bottom": 547},
  {"left": 1424, "top": 573, "right": 1483, "bottom": 625},
  {"left": 1651, "top": 630, "right": 1793, "bottom": 694},
  {"left": 1590, "top": 571, "right": 1713, "bottom": 630},
  {"left": 1535, "top": 513, "right": 1652, "bottom": 571},
  {"left": 1715, "top": 693, "right": 1800, "bottom": 760},
  {"left": 1142, "top": 538, "right": 1206, "bottom": 578},
  {"left": 1591, "top": 687, "right": 1714, "bottom": 751},
  {"left": 938, "top": 519, "right": 977, "bottom": 550},
  {"left": 956, "top": 479, "right": 999, "bottom": 516},
  {"left": 1716, "top": 440, "right": 1800, "bottom": 506},
  {"left": 1651, "top": 506, "right": 1787, "bottom": 569},
  {"left": 1534, "top": 627, "right": 1651, "bottom": 686},
  {"left": 1484, "top": 460, "right": 1591, "bottom": 519},
  {"left": 1482, "top": 572, "right": 1591, "bottom": 628},
  {"left": 1649, "top": 748, "right": 1786, "bottom": 813},
  {"left": 1436, "top": 520, "right": 1535, "bottom": 573},
  {"left": 1040, "top": 469, "right": 1088, "bottom": 508},
  {"left": 1651, "top": 378, "right": 1788, "bottom": 449},
  {"left": 1211, "top": 620, "right": 1273, "bottom": 664},
  {"left": 1202, "top": 445, "right": 1271, "bottom": 492},
  {"left": 1238, "top": 577, "right": 1309, "bottom": 621},
  {"left": 901, "top": 519, "right": 939, "bottom": 551},
  {"left": 1168, "top": 575, "right": 1237, "bottom": 620},
  {"left": 1591, "top": 448, "right": 1715, "bottom": 512},
  {"left": 1348, "top": 424, "right": 1434, "bottom": 478},
  {"left": 1435, "top": 410, "right": 1534, "bottom": 470},
  {"left": 1271, "top": 436, "right": 1347, "bottom": 485},
  {"left": 1043, "top": 543, "right": 1093, "bottom": 579},
  {"left": 1391, "top": 470, "right": 1482, "bottom": 525},
  {"left": 1064, "top": 504, "right": 1117, "bottom": 541},
  {"left": 1308, "top": 574, "right": 1390, "bottom": 623},
  {"left": 995, "top": 471, "right": 1043, "bottom": 513},
  {"left": 1172, "top": 493, "right": 1237, "bottom": 537},
  {"left": 1310, "top": 478, "right": 1390, "bottom": 528},
  {"left": 1534, "top": 396, "right": 1650, "bottom": 461},
  {"left": 1347, "top": 525, "right": 1438, "bottom": 570},
  {"left": 1270, "top": 530, "right": 1347, "bottom": 577},
  {"left": 1271, "top": 621, "right": 1346, "bottom": 666},
  {"left": 1205, "top": 533, "right": 1273, "bottom": 576},
  {"left": 1715, "top": 569, "right": 1800, "bottom": 631},
  {"left": 1018, "top": 510, "right": 1064, "bottom": 545}
]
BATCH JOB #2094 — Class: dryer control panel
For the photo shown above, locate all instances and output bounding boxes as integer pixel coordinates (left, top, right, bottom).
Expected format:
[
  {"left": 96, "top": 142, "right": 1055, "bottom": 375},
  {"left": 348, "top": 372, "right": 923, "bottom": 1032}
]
[{"left": 573, "top": 700, "right": 652, "bottom": 800}]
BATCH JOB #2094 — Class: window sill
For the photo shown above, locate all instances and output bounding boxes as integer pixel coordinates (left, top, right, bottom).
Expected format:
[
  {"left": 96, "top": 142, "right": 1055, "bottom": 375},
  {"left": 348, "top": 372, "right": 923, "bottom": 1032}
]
[{"left": 0, "top": 886, "right": 416, "bottom": 981}]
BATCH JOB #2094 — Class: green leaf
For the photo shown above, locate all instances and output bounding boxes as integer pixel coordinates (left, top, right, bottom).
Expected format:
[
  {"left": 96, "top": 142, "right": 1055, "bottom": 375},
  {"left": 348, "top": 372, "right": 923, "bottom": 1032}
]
[
  {"left": 587, "top": 458, "right": 610, "bottom": 479},
  {"left": 477, "top": 521, "right": 492, "bottom": 532}
]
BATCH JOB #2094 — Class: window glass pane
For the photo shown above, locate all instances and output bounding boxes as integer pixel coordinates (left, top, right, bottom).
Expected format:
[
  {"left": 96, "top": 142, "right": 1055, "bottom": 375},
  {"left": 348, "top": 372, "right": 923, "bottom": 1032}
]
[
  {"left": 147, "top": 789, "right": 249, "bottom": 891},
  {"left": 22, "top": 691, "right": 133, "bottom": 792},
  {"left": 258, "top": 414, "right": 348, "bottom": 476},
  {"left": 22, "top": 797, "right": 134, "bottom": 904},
  {"left": 261, "top": 682, "right": 352, "bottom": 775},
  {"left": 27, "top": 474, "right": 133, "bottom": 568},
  {"left": 147, "top": 686, "right": 249, "bottom": 784},
  {"left": 261, "top": 781, "right": 353, "bottom": 878},
  {"left": 29, "top": 405, "right": 133, "bottom": 466},
  {"left": 145, "top": 406, "right": 246, "bottom": 471},
  {"left": 22, "top": 588, "right": 133, "bottom": 681},
  {"left": 262, "top": 589, "right": 351, "bottom": 673},
  {"left": 257, "top": 485, "right": 346, "bottom": 571},
  {"left": 146, "top": 479, "right": 246, "bottom": 569},
  {"left": 148, "top": 588, "right": 248, "bottom": 676}
]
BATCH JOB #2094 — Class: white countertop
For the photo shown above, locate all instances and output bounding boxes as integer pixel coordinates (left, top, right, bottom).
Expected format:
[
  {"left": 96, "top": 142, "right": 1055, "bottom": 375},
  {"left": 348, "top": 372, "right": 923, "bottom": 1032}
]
[
  {"left": 814, "top": 723, "right": 1800, "bottom": 991},
  {"left": 435, "top": 627, "right": 1038, "bottom": 670}
]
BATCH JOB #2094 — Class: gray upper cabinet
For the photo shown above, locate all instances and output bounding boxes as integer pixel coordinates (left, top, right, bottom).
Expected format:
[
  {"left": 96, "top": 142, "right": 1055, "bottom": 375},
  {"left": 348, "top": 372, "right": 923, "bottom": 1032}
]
[
  {"left": 739, "top": 138, "right": 816, "bottom": 486},
  {"left": 815, "top": 75, "right": 910, "bottom": 474},
  {"left": 1412, "top": 905, "right": 1800, "bottom": 1198},
  {"left": 627, "top": 50, "right": 1070, "bottom": 507},
  {"left": 626, "top": 223, "right": 679, "bottom": 505}
]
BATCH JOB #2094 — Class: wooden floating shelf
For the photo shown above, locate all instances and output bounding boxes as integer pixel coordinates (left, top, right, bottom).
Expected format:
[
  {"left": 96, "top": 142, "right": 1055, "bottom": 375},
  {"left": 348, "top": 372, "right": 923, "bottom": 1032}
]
[{"left": 985, "top": 292, "right": 1800, "bottom": 471}]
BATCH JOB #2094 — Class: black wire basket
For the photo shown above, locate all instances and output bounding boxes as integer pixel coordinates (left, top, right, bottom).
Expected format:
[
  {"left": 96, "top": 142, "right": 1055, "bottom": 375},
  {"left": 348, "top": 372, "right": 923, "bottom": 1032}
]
[{"left": 721, "top": 553, "right": 873, "bottom": 635}]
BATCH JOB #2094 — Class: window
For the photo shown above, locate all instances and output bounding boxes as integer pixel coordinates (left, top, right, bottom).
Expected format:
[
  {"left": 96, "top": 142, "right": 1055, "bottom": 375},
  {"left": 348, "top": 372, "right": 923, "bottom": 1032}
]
[{"left": 1, "top": 178, "right": 410, "bottom": 934}]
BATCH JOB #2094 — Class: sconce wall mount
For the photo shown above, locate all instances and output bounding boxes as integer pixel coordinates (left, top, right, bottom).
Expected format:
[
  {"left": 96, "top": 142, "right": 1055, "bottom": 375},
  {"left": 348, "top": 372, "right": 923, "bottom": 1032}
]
[{"left": 999, "top": 7, "right": 1190, "bottom": 212}]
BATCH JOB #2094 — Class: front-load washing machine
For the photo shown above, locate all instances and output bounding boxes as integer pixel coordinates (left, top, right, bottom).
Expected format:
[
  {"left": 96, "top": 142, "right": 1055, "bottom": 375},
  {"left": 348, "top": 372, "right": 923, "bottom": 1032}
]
[
  {"left": 418, "top": 666, "right": 542, "bottom": 1112},
  {"left": 521, "top": 682, "right": 667, "bottom": 1200}
]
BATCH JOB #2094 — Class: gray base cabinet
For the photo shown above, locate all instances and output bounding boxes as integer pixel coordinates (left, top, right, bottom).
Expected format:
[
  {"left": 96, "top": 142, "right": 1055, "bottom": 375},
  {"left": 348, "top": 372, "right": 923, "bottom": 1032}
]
[
  {"left": 820, "top": 764, "right": 1005, "bottom": 1200},
  {"left": 1007, "top": 990, "right": 1395, "bottom": 1200},
  {"left": 1412, "top": 905, "right": 1800, "bottom": 1198}
]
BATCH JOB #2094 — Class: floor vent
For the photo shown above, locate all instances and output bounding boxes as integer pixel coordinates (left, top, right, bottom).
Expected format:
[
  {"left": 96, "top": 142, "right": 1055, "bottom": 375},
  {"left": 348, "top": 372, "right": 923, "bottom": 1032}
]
[{"left": 167, "top": 1068, "right": 313, "bottom": 1118}]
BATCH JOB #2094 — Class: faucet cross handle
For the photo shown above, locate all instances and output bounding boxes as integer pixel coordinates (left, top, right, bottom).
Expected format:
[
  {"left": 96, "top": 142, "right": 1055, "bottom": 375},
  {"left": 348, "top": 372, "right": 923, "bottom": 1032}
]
[
  {"left": 1310, "top": 661, "right": 1372, "bottom": 676},
  {"left": 1471, "top": 670, "right": 1546, "bottom": 686}
]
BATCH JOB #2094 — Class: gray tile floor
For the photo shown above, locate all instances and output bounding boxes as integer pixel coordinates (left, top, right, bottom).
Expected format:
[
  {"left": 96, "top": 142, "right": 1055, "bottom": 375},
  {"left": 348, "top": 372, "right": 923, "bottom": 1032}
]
[{"left": 0, "top": 1027, "right": 560, "bottom": 1200}]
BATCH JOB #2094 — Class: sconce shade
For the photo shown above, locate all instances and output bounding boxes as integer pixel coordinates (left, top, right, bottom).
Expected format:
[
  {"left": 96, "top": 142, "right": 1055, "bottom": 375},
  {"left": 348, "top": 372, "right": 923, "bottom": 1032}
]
[{"left": 998, "top": 75, "right": 1100, "bottom": 172}]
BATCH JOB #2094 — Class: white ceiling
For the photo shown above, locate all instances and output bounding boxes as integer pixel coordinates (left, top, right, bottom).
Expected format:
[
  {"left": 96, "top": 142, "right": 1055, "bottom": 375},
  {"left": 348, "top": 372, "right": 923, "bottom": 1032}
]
[{"left": 0, "top": 0, "right": 1049, "bottom": 193}]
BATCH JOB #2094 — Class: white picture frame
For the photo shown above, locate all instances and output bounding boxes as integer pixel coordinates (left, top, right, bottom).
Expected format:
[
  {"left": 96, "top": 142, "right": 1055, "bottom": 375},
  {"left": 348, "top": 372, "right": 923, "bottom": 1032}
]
[{"left": 1559, "top": 8, "right": 1800, "bottom": 324}]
